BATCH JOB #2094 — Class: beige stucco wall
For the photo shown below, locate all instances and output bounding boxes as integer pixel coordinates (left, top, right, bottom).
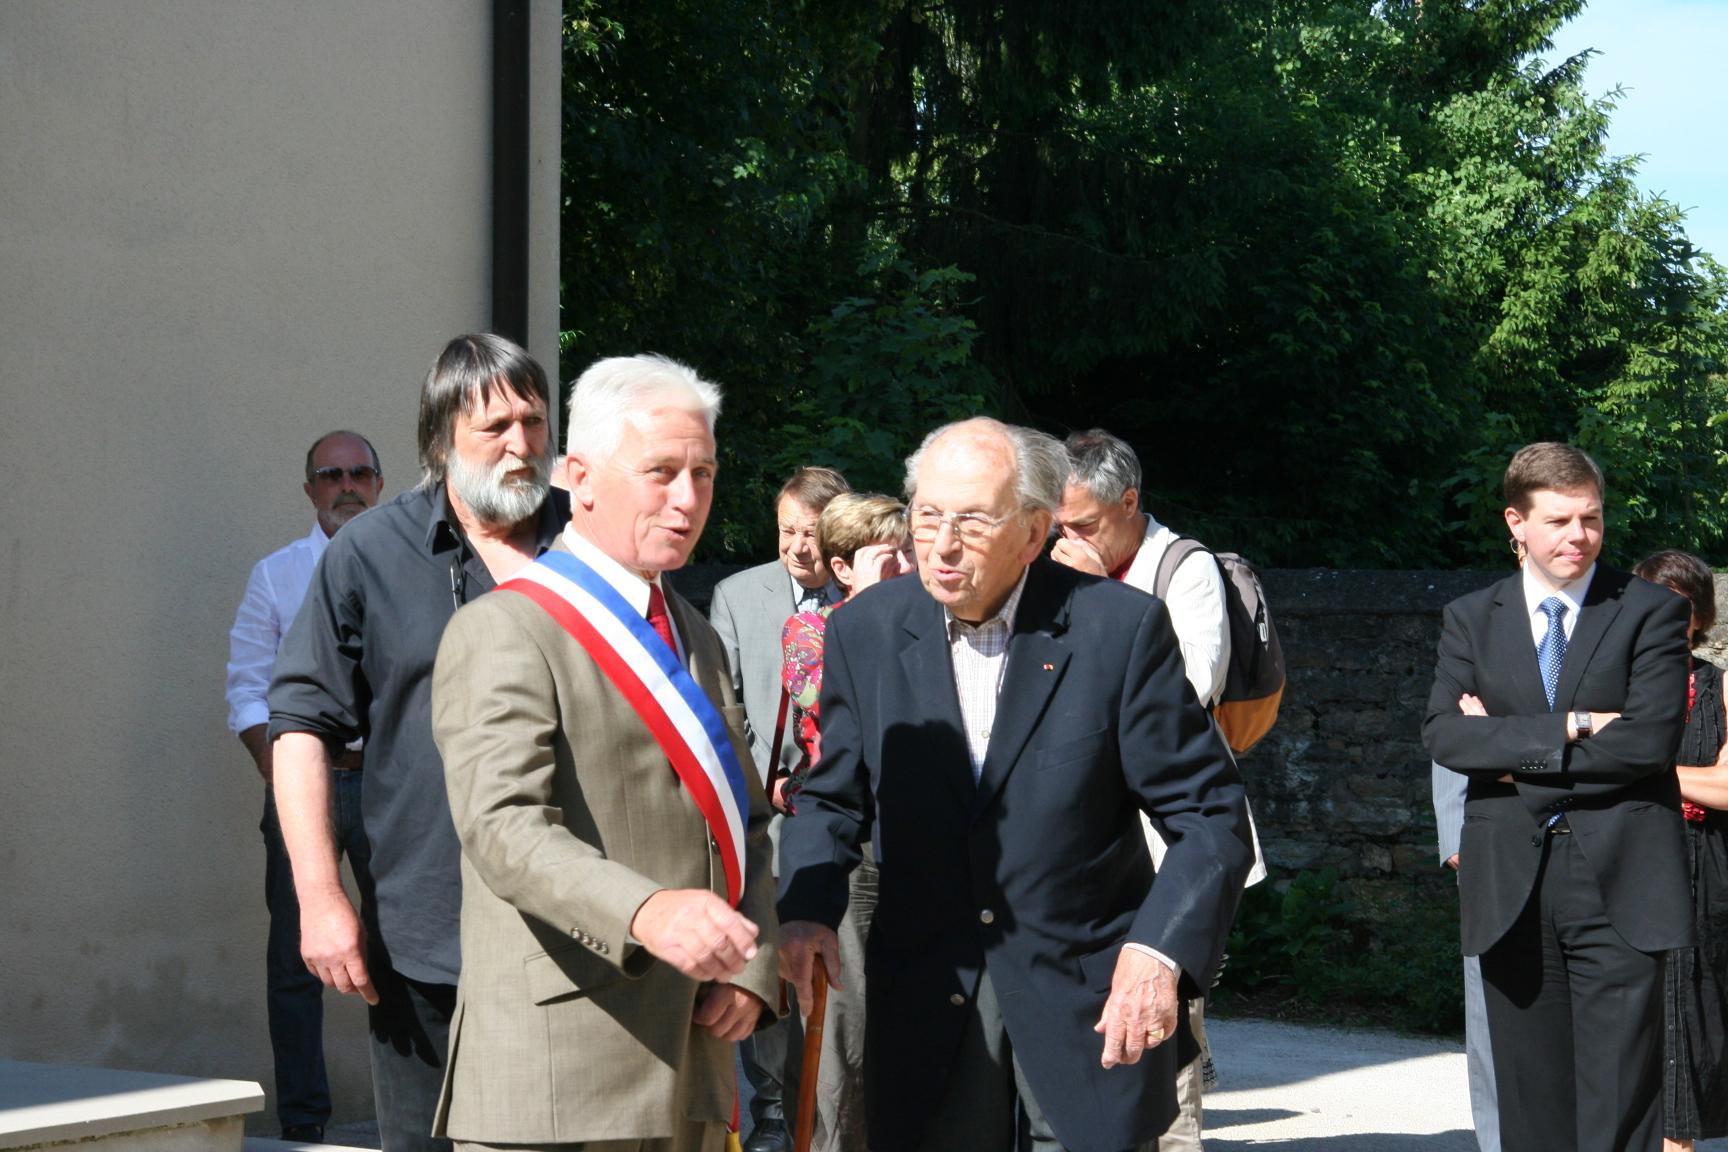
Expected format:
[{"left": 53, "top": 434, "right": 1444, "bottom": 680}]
[{"left": 0, "top": 0, "right": 560, "bottom": 1131}]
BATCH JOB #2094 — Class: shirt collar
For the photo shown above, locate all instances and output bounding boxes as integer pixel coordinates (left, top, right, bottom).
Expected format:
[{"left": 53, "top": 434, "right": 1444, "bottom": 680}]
[
  {"left": 423, "top": 481, "right": 565, "bottom": 556},
  {"left": 944, "top": 568, "right": 1031, "bottom": 642},
  {"left": 562, "top": 524, "right": 667, "bottom": 620},
  {"left": 789, "top": 567, "right": 838, "bottom": 609},
  {"left": 1521, "top": 561, "right": 1595, "bottom": 620},
  {"left": 308, "top": 520, "right": 332, "bottom": 560}
]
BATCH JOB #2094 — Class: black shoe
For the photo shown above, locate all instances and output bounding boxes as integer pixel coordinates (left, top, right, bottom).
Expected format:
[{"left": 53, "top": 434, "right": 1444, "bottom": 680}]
[
  {"left": 743, "top": 1117, "right": 790, "bottom": 1152},
  {"left": 280, "top": 1125, "right": 325, "bottom": 1145}
]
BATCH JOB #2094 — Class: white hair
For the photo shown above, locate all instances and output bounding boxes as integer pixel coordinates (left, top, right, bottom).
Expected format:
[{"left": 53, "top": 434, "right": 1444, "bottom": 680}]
[
  {"left": 903, "top": 417, "right": 1067, "bottom": 513},
  {"left": 564, "top": 354, "right": 722, "bottom": 461}
]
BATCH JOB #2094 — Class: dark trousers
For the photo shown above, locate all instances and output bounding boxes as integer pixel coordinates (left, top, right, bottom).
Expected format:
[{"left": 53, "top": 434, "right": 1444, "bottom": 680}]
[
  {"left": 907, "top": 968, "right": 1156, "bottom": 1152},
  {"left": 1479, "top": 832, "right": 1665, "bottom": 1152},
  {"left": 367, "top": 957, "right": 458, "bottom": 1152},
  {"left": 742, "top": 1010, "right": 790, "bottom": 1125},
  {"left": 262, "top": 772, "right": 370, "bottom": 1131}
]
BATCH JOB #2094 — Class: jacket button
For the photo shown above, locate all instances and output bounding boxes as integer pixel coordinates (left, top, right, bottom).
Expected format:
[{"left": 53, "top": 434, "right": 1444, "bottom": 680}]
[
  {"left": 979, "top": 909, "right": 995, "bottom": 925},
  {"left": 949, "top": 993, "right": 965, "bottom": 1006},
  {"left": 1530, "top": 835, "right": 1542, "bottom": 847}
]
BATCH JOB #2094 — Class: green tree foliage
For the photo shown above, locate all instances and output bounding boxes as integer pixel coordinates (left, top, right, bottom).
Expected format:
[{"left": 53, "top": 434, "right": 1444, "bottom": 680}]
[{"left": 560, "top": 0, "right": 1728, "bottom": 566}]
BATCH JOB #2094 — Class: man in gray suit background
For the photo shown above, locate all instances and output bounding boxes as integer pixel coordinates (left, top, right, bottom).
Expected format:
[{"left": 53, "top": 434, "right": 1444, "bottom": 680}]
[
  {"left": 709, "top": 465, "right": 850, "bottom": 1152},
  {"left": 1432, "top": 761, "right": 1499, "bottom": 1152}
]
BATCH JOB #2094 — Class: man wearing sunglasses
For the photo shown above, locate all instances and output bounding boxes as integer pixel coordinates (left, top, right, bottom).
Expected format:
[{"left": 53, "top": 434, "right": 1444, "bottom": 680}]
[{"left": 225, "top": 429, "right": 382, "bottom": 1144}]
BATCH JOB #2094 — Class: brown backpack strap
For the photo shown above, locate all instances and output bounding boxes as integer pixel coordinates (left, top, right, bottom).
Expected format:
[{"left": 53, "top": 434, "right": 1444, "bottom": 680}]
[{"left": 1152, "top": 535, "right": 1210, "bottom": 601}]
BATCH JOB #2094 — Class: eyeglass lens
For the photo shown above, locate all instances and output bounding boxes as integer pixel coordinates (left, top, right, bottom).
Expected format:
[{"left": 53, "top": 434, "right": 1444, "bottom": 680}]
[{"left": 313, "top": 466, "right": 379, "bottom": 483}]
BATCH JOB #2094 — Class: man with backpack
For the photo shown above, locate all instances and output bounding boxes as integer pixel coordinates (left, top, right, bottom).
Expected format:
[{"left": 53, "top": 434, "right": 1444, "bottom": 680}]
[{"left": 1055, "top": 427, "right": 1274, "bottom": 1152}]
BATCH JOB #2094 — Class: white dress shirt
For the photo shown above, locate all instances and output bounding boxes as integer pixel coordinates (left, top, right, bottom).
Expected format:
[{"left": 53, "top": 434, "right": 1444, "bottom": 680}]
[
  {"left": 563, "top": 525, "right": 683, "bottom": 661},
  {"left": 1118, "top": 514, "right": 1266, "bottom": 888},
  {"left": 1119, "top": 514, "right": 1231, "bottom": 707},
  {"left": 1521, "top": 561, "right": 1593, "bottom": 646},
  {"left": 226, "top": 522, "right": 331, "bottom": 734}
]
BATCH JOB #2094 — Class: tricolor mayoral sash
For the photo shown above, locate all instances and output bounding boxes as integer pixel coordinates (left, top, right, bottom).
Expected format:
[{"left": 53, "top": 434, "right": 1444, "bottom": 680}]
[{"left": 499, "top": 550, "right": 750, "bottom": 908}]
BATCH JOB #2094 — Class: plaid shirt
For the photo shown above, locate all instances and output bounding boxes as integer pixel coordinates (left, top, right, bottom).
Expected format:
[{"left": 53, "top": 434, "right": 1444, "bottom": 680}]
[{"left": 944, "top": 571, "right": 1029, "bottom": 783}]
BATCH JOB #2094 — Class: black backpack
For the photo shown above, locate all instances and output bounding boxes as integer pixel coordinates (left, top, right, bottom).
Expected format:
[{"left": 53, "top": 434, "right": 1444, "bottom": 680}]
[{"left": 1153, "top": 537, "right": 1285, "bottom": 754}]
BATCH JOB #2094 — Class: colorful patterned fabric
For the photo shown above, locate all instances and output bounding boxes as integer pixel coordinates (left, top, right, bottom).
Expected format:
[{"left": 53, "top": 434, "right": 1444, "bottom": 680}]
[
  {"left": 783, "top": 606, "right": 833, "bottom": 712},
  {"left": 780, "top": 605, "right": 835, "bottom": 803}
]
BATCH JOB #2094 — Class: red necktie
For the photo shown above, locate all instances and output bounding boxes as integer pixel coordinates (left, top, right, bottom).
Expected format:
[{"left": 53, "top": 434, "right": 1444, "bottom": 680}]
[{"left": 646, "top": 583, "right": 677, "bottom": 655}]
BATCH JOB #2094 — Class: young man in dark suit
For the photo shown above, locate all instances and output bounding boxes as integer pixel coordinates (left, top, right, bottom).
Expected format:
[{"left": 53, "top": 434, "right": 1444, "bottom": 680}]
[
  {"left": 1423, "top": 442, "right": 1694, "bottom": 1152},
  {"left": 776, "top": 418, "right": 1253, "bottom": 1152}
]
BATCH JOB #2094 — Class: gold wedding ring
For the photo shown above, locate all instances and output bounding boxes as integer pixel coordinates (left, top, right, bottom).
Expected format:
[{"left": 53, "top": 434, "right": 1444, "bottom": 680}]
[{"left": 1144, "top": 1027, "right": 1165, "bottom": 1044}]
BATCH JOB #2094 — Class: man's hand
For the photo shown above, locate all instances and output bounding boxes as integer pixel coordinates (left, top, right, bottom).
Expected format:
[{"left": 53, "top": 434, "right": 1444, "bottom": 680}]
[
  {"left": 299, "top": 889, "right": 377, "bottom": 1005},
  {"left": 1094, "top": 948, "right": 1179, "bottom": 1069},
  {"left": 778, "top": 920, "right": 843, "bottom": 1016},
  {"left": 1050, "top": 536, "right": 1108, "bottom": 577},
  {"left": 849, "top": 541, "right": 912, "bottom": 593},
  {"left": 1456, "top": 698, "right": 1519, "bottom": 781},
  {"left": 273, "top": 733, "right": 371, "bottom": 1000},
  {"left": 1445, "top": 853, "right": 1460, "bottom": 870},
  {"left": 630, "top": 889, "right": 760, "bottom": 982},
  {"left": 694, "top": 983, "right": 768, "bottom": 1042}
]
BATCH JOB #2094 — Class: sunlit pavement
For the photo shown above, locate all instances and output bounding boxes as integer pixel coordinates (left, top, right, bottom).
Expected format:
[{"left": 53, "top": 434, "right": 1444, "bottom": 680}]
[{"left": 1205, "top": 1015, "right": 1728, "bottom": 1151}]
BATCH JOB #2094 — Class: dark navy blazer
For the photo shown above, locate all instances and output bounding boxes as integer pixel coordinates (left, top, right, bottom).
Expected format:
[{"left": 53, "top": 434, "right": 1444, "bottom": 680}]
[{"left": 777, "top": 557, "right": 1253, "bottom": 1152}]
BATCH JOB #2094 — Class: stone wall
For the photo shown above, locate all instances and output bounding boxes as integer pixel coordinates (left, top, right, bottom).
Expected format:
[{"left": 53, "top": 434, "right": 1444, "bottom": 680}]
[
  {"left": 1243, "top": 570, "right": 1492, "bottom": 879},
  {"left": 671, "top": 564, "right": 1728, "bottom": 883}
]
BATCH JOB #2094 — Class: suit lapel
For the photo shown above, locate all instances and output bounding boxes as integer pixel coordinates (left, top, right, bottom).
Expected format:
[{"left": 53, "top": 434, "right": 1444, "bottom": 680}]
[
  {"left": 971, "top": 563, "right": 1072, "bottom": 821},
  {"left": 1555, "top": 568, "right": 1625, "bottom": 711},
  {"left": 766, "top": 564, "right": 790, "bottom": 616},
  {"left": 898, "top": 598, "right": 978, "bottom": 813},
  {"left": 666, "top": 590, "right": 716, "bottom": 696},
  {"left": 1487, "top": 574, "right": 1551, "bottom": 716}
]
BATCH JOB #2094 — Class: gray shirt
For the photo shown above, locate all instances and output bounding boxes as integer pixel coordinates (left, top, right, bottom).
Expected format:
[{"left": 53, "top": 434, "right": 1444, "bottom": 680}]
[{"left": 268, "top": 484, "right": 566, "bottom": 984}]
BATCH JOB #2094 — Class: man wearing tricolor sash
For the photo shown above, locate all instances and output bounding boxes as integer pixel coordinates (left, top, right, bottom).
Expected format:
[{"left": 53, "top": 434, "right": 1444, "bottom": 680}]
[{"left": 431, "top": 354, "right": 779, "bottom": 1152}]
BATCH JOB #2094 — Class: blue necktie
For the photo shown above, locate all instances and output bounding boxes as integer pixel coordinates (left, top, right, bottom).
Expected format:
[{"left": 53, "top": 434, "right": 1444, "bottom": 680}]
[{"left": 1537, "top": 596, "right": 1568, "bottom": 711}]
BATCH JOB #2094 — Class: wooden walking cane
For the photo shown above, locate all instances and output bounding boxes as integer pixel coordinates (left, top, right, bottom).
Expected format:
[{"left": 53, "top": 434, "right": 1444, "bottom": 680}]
[{"left": 793, "top": 953, "right": 831, "bottom": 1152}]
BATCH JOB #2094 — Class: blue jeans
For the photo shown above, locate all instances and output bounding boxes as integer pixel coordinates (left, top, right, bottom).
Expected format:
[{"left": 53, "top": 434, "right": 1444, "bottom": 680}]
[
  {"left": 262, "top": 770, "right": 370, "bottom": 1131},
  {"left": 366, "top": 960, "right": 455, "bottom": 1152}
]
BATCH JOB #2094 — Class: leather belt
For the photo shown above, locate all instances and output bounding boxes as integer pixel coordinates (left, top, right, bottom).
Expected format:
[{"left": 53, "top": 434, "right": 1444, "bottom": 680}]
[{"left": 332, "top": 748, "right": 364, "bottom": 772}]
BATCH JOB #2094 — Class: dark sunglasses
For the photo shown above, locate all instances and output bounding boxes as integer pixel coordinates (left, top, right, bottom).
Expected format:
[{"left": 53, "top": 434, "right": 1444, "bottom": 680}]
[{"left": 310, "top": 465, "right": 380, "bottom": 484}]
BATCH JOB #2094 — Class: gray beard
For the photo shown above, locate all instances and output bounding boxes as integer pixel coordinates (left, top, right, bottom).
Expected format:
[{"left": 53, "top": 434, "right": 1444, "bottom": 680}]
[{"left": 448, "top": 449, "right": 551, "bottom": 526}]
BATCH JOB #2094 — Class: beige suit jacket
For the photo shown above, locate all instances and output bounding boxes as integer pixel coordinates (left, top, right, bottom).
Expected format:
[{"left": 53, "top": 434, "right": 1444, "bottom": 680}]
[{"left": 430, "top": 542, "right": 780, "bottom": 1144}]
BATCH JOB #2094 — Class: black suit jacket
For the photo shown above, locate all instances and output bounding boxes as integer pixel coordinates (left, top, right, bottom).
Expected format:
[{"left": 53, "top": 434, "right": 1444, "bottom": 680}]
[
  {"left": 777, "top": 557, "right": 1253, "bottom": 1152},
  {"left": 1422, "top": 565, "right": 1693, "bottom": 956}
]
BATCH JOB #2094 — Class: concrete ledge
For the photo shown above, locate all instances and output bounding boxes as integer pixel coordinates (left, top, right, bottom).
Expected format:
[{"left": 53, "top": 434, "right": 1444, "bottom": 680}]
[
  {"left": 0, "top": 1059, "right": 262, "bottom": 1150},
  {"left": 245, "top": 1140, "right": 374, "bottom": 1152}
]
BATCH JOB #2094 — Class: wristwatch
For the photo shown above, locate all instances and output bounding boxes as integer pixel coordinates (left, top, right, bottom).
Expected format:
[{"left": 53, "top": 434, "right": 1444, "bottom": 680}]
[{"left": 1572, "top": 710, "right": 1593, "bottom": 740}]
